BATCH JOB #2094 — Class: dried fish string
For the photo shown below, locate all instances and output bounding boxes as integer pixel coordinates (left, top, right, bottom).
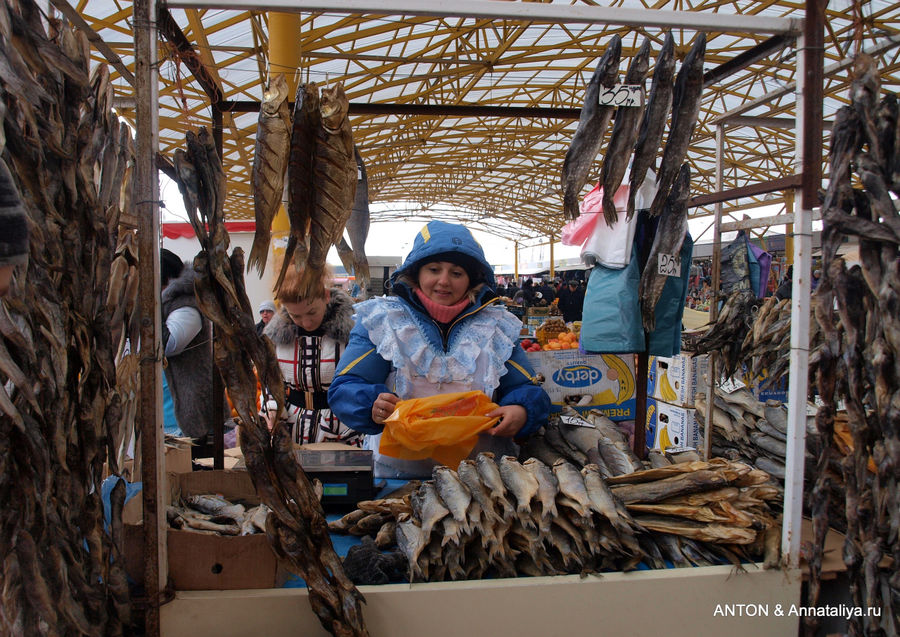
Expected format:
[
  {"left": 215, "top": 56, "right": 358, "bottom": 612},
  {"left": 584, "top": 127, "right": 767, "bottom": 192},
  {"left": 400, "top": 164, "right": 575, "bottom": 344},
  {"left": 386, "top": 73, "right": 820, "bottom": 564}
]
[
  {"left": 173, "top": 126, "right": 368, "bottom": 637},
  {"left": 0, "top": 0, "right": 134, "bottom": 633},
  {"left": 808, "top": 53, "right": 900, "bottom": 635}
]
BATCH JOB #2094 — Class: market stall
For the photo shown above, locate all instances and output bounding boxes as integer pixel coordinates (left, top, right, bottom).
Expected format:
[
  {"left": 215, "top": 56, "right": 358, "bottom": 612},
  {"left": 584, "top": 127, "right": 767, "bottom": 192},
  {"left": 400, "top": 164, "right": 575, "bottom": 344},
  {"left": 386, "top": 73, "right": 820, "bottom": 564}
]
[{"left": 6, "top": 0, "right": 899, "bottom": 635}]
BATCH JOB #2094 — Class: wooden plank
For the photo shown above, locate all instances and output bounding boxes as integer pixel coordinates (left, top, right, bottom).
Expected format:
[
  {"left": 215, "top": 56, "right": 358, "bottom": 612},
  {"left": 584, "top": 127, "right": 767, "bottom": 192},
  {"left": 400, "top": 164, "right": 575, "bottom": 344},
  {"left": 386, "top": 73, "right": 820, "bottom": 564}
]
[
  {"left": 689, "top": 175, "right": 802, "bottom": 209},
  {"left": 719, "top": 209, "right": 821, "bottom": 232}
]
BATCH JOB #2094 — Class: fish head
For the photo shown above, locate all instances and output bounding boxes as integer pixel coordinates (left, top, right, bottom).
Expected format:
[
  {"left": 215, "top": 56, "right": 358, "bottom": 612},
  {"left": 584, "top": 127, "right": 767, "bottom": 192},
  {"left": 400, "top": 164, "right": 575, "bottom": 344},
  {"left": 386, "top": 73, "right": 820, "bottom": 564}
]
[{"left": 320, "top": 83, "right": 349, "bottom": 131}]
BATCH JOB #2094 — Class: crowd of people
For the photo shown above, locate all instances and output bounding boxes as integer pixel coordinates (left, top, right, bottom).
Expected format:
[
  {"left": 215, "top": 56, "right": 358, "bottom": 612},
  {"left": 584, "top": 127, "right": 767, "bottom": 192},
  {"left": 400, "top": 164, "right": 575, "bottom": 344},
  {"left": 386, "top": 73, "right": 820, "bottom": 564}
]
[{"left": 496, "top": 276, "right": 586, "bottom": 322}]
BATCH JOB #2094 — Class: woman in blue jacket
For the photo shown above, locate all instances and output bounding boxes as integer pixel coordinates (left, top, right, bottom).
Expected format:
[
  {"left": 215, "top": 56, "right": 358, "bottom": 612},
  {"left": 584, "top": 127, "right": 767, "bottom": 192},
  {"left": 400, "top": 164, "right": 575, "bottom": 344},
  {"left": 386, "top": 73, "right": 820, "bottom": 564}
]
[{"left": 328, "top": 221, "right": 550, "bottom": 478}]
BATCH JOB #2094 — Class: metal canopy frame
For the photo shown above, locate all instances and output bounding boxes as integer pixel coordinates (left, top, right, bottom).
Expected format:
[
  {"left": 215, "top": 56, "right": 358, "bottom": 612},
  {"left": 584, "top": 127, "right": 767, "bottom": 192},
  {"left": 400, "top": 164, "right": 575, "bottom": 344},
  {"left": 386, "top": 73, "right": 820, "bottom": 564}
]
[{"left": 127, "top": 1, "right": 830, "bottom": 633}]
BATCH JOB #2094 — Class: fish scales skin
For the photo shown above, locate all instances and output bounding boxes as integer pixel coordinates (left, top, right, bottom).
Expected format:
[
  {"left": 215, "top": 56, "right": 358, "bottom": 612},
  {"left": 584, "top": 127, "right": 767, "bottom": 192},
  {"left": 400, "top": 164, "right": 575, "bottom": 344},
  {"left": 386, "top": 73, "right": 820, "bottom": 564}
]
[
  {"left": 347, "top": 146, "right": 371, "bottom": 294},
  {"left": 523, "top": 457, "right": 559, "bottom": 524},
  {"left": 248, "top": 73, "right": 291, "bottom": 276},
  {"left": 552, "top": 459, "right": 592, "bottom": 518},
  {"left": 561, "top": 35, "right": 622, "bottom": 220},
  {"left": 626, "top": 32, "right": 675, "bottom": 222},
  {"left": 638, "top": 163, "right": 691, "bottom": 332},
  {"left": 300, "top": 83, "right": 357, "bottom": 299},
  {"left": 498, "top": 455, "right": 540, "bottom": 514},
  {"left": 433, "top": 466, "right": 472, "bottom": 530},
  {"left": 648, "top": 33, "right": 706, "bottom": 218},
  {"left": 600, "top": 36, "right": 652, "bottom": 226}
]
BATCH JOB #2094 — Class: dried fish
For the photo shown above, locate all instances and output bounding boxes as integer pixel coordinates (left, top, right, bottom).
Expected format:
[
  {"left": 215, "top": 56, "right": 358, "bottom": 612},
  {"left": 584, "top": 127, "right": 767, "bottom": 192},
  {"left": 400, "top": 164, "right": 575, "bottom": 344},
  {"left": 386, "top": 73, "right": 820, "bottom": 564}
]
[
  {"left": 638, "top": 163, "right": 691, "bottom": 332},
  {"left": 599, "top": 36, "right": 651, "bottom": 226},
  {"left": 561, "top": 35, "right": 622, "bottom": 220},
  {"left": 648, "top": 33, "right": 705, "bottom": 218},
  {"left": 248, "top": 73, "right": 291, "bottom": 275},
  {"left": 627, "top": 31, "right": 675, "bottom": 221}
]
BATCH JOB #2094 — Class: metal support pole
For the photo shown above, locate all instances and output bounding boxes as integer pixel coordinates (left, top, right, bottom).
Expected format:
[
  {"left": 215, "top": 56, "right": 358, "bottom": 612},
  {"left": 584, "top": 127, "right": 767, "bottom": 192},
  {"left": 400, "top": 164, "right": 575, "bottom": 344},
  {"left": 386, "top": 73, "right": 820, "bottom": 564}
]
[
  {"left": 549, "top": 234, "right": 555, "bottom": 279},
  {"left": 514, "top": 241, "right": 519, "bottom": 283},
  {"left": 782, "top": 0, "right": 824, "bottom": 569},
  {"left": 212, "top": 108, "right": 225, "bottom": 471},
  {"left": 704, "top": 123, "right": 725, "bottom": 460},
  {"left": 135, "top": 0, "right": 164, "bottom": 633}
]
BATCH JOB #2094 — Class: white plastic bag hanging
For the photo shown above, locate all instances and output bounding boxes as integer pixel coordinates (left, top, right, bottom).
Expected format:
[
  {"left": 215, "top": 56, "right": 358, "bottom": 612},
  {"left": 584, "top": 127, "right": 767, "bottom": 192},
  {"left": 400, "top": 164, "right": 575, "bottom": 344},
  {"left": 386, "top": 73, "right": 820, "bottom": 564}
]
[{"left": 581, "top": 168, "right": 657, "bottom": 269}]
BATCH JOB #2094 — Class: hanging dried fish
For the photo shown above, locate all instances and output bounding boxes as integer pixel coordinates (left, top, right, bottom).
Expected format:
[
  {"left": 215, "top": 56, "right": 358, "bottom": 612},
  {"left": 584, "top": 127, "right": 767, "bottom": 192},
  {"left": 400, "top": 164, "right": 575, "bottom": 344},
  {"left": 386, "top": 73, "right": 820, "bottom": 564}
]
[{"left": 248, "top": 73, "right": 291, "bottom": 276}]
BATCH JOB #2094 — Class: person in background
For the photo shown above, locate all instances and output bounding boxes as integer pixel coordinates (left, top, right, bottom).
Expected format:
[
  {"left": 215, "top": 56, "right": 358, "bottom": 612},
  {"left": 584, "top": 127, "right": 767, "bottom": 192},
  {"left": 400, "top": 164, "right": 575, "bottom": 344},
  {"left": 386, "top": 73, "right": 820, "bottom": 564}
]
[
  {"left": 775, "top": 265, "right": 793, "bottom": 300},
  {"left": 537, "top": 278, "right": 557, "bottom": 304},
  {"left": 811, "top": 268, "right": 821, "bottom": 292},
  {"left": 161, "top": 249, "right": 221, "bottom": 449},
  {"left": 256, "top": 300, "right": 276, "bottom": 336},
  {"left": 557, "top": 278, "right": 585, "bottom": 323},
  {"left": 506, "top": 278, "right": 520, "bottom": 300},
  {"left": 520, "top": 278, "right": 536, "bottom": 306},
  {"left": 328, "top": 220, "right": 550, "bottom": 479},
  {"left": 495, "top": 281, "right": 507, "bottom": 298},
  {"left": 0, "top": 159, "right": 28, "bottom": 297},
  {"left": 264, "top": 266, "right": 361, "bottom": 446}
]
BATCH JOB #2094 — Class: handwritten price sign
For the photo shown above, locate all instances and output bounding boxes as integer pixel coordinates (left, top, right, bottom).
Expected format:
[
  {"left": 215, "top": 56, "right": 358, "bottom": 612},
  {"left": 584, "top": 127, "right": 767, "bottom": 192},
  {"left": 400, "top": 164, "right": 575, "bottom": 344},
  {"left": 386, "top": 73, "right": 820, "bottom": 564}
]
[
  {"left": 598, "top": 84, "right": 644, "bottom": 107},
  {"left": 657, "top": 253, "right": 681, "bottom": 277}
]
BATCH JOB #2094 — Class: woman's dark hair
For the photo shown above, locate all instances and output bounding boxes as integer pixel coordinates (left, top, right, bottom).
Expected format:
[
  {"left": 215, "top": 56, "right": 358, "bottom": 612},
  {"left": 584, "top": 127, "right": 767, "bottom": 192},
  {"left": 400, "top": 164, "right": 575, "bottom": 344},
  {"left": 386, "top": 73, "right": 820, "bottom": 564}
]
[{"left": 160, "top": 249, "right": 184, "bottom": 287}]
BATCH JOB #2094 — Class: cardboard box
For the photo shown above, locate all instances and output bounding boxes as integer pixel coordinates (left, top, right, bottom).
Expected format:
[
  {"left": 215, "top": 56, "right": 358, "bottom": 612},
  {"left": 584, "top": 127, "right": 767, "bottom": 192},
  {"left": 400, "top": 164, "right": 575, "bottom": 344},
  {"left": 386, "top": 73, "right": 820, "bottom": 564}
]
[
  {"left": 125, "top": 470, "right": 278, "bottom": 591},
  {"left": 647, "top": 353, "right": 708, "bottom": 408},
  {"left": 645, "top": 398, "right": 701, "bottom": 451},
  {"left": 525, "top": 351, "right": 635, "bottom": 421}
]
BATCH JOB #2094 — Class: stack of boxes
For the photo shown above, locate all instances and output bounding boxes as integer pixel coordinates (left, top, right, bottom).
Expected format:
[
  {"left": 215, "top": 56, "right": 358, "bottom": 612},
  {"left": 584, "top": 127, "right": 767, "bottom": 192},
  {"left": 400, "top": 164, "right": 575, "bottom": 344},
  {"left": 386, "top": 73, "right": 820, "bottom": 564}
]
[{"left": 645, "top": 353, "right": 708, "bottom": 451}]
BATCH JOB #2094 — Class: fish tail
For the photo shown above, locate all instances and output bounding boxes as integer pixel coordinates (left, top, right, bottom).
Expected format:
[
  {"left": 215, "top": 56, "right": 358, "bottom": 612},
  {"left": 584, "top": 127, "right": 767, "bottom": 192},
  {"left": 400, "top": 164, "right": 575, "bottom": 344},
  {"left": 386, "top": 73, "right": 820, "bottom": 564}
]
[
  {"left": 272, "top": 235, "right": 296, "bottom": 295},
  {"left": 563, "top": 189, "right": 581, "bottom": 220},
  {"left": 602, "top": 192, "right": 619, "bottom": 227},
  {"left": 247, "top": 230, "right": 271, "bottom": 276}
]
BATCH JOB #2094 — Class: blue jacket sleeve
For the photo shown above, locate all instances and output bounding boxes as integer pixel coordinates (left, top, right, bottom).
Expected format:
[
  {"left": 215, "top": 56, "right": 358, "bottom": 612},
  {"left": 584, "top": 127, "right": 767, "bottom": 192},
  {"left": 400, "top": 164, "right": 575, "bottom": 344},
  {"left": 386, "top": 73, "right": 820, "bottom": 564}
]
[
  {"left": 327, "top": 322, "right": 393, "bottom": 435},
  {"left": 495, "top": 345, "right": 550, "bottom": 438}
]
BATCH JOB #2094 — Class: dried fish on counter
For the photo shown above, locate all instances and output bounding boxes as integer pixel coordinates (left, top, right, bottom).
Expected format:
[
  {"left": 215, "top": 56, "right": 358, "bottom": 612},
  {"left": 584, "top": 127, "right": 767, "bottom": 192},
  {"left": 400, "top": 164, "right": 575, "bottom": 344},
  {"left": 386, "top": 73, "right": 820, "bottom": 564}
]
[{"left": 330, "top": 453, "right": 781, "bottom": 583}]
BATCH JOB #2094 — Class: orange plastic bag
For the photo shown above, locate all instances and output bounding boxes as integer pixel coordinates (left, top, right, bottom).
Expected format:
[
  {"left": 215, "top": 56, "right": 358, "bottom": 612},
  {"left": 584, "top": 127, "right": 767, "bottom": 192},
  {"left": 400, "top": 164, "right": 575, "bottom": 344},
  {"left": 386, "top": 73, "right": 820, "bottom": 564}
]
[{"left": 379, "top": 391, "right": 500, "bottom": 467}]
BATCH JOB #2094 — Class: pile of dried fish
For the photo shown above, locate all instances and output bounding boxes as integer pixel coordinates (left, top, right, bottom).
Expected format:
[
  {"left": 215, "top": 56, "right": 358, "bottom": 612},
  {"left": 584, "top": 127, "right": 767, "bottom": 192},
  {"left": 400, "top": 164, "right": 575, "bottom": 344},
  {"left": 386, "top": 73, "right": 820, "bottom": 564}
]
[
  {"left": 331, "top": 451, "right": 781, "bottom": 582},
  {"left": 249, "top": 74, "right": 359, "bottom": 299},
  {"left": 519, "top": 411, "right": 644, "bottom": 477},
  {"left": 0, "top": 0, "right": 136, "bottom": 633},
  {"left": 167, "top": 495, "right": 270, "bottom": 537},
  {"left": 172, "top": 127, "right": 368, "bottom": 636},
  {"left": 698, "top": 388, "right": 804, "bottom": 485},
  {"left": 806, "top": 54, "right": 900, "bottom": 633},
  {"left": 737, "top": 295, "right": 823, "bottom": 390},
  {"left": 694, "top": 289, "right": 759, "bottom": 378}
]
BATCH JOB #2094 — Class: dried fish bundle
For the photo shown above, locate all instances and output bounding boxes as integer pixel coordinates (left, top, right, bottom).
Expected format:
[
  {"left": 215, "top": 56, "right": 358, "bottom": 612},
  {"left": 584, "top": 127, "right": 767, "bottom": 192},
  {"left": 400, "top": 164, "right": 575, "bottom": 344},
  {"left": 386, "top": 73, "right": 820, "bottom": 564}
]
[
  {"left": 694, "top": 289, "right": 759, "bottom": 379},
  {"left": 173, "top": 127, "right": 368, "bottom": 636},
  {"left": 0, "top": 0, "right": 136, "bottom": 633},
  {"left": 807, "top": 53, "right": 900, "bottom": 632},
  {"left": 532, "top": 411, "right": 643, "bottom": 477}
]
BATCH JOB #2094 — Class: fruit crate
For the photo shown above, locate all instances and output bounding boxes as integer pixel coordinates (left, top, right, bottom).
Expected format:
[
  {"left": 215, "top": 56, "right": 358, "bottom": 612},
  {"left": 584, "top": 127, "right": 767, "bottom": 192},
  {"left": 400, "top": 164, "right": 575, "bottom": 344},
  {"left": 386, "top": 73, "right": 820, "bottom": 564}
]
[{"left": 535, "top": 319, "right": 568, "bottom": 346}]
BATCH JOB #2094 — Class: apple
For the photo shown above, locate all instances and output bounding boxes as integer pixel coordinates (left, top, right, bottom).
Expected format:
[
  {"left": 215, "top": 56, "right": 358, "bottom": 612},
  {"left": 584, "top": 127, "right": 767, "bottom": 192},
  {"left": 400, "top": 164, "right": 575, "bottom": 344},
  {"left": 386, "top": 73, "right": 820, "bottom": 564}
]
[{"left": 521, "top": 339, "right": 533, "bottom": 348}]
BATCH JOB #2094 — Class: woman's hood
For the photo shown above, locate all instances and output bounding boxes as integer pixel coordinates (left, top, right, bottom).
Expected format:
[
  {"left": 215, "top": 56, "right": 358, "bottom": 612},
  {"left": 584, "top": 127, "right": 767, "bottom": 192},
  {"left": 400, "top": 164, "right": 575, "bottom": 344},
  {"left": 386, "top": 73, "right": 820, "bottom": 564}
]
[{"left": 390, "top": 220, "right": 495, "bottom": 288}]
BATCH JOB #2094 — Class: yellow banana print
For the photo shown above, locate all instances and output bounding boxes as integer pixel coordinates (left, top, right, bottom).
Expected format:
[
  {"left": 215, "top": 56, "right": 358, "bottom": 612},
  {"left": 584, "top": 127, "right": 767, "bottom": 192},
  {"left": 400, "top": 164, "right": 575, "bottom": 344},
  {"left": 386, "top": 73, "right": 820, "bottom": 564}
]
[
  {"left": 602, "top": 354, "right": 634, "bottom": 405},
  {"left": 659, "top": 369, "right": 678, "bottom": 402}
]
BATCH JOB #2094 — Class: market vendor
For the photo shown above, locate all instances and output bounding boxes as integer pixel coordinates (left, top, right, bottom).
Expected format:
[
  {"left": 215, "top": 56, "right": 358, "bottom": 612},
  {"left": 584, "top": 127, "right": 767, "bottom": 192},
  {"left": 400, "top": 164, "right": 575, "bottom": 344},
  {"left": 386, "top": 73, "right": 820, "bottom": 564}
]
[
  {"left": 328, "top": 220, "right": 550, "bottom": 478},
  {"left": 264, "top": 266, "right": 363, "bottom": 446}
]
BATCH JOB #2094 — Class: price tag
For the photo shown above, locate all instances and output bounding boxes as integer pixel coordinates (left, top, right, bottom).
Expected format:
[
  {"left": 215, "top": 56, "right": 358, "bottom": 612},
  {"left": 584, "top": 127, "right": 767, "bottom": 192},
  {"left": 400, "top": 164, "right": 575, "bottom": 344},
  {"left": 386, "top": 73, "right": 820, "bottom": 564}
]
[
  {"left": 718, "top": 377, "right": 746, "bottom": 394},
  {"left": 657, "top": 253, "right": 681, "bottom": 277},
  {"left": 598, "top": 84, "right": 644, "bottom": 107},
  {"left": 560, "top": 414, "right": 593, "bottom": 428}
]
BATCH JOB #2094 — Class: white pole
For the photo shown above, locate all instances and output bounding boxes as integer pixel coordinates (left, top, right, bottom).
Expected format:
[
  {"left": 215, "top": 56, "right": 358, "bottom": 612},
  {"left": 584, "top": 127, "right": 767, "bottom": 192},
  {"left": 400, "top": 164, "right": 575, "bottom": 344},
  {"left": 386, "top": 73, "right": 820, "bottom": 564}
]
[{"left": 781, "top": 31, "right": 812, "bottom": 570}]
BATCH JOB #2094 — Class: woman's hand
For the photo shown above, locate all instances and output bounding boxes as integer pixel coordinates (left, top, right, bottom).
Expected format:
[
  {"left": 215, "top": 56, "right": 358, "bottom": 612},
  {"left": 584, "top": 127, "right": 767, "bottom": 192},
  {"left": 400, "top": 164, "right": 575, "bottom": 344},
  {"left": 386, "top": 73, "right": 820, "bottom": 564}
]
[
  {"left": 486, "top": 404, "right": 528, "bottom": 437},
  {"left": 372, "top": 392, "right": 400, "bottom": 424}
]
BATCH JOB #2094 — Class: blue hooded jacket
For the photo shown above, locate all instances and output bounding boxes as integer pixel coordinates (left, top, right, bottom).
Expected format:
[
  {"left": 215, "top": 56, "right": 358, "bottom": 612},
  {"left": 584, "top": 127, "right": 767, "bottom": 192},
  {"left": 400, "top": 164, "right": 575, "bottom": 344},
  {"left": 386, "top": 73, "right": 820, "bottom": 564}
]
[{"left": 328, "top": 221, "right": 550, "bottom": 448}]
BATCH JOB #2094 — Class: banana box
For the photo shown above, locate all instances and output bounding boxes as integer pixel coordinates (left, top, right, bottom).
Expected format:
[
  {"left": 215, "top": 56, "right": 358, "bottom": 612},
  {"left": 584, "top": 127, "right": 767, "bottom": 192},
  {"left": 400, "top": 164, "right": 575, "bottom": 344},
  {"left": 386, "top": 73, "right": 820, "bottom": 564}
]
[
  {"left": 645, "top": 398, "right": 702, "bottom": 451},
  {"left": 647, "top": 353, "right": 708, "bottom": 407},
  {"left": 524, "top": 351, "right": 635, "bottom": 421}
]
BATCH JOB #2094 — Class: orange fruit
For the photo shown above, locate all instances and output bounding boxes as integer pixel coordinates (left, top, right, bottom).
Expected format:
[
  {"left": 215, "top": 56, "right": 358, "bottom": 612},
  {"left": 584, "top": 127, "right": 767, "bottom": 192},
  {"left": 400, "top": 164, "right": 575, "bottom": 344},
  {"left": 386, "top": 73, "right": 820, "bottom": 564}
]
[{"left": 556, "top": 331, "right": 568, "bottom": 340}]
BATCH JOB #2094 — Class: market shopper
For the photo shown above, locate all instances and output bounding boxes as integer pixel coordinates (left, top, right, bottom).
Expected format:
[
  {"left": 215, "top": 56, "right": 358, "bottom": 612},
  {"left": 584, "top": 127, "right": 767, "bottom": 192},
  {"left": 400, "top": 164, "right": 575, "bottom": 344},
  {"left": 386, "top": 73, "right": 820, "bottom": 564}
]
[
  {"left": 0, "top": 158, "right": 28, "bottom": 297},
  {"left": 161, "top": 249, "right": 221, "bottom": 447},
  {"left": 328, "top": 220, "right": 550, "bottom": 479},
  {"left": 557, "top": 278, "right": 585, "bottom": 323},
  {"left": 264, "top": 266, "right": 362, "bottom": 446},
  {"left": 256, "top": 299, "right": 276, "bottom": 336}
]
